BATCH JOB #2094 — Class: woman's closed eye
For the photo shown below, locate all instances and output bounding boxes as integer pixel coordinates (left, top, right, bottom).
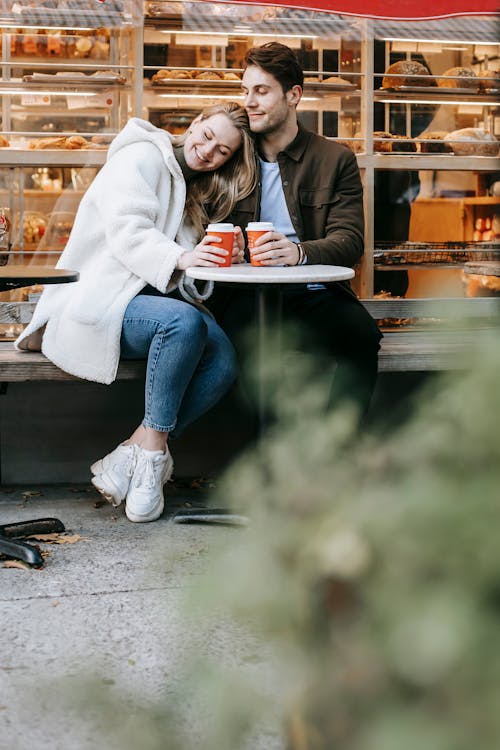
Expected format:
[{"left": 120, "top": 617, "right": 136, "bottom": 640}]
[{"left": 204, "top": 130, "right": 230, "bottom": 157}]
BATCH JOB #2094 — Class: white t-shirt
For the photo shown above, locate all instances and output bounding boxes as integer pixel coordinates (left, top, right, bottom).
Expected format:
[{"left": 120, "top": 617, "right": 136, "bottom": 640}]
[{"left": 259, "top": 157, "right": 323, "bottom": 288}]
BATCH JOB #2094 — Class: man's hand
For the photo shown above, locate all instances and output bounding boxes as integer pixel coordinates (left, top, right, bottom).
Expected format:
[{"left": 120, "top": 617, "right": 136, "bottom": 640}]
[{"left": 249, "top": 231, "right": 300, "bottom": 266}]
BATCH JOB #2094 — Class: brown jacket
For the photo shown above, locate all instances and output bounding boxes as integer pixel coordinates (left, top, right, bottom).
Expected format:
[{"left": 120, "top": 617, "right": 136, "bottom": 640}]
[{"left": 228, "top": 124, "right": 364, "bottom": 269}]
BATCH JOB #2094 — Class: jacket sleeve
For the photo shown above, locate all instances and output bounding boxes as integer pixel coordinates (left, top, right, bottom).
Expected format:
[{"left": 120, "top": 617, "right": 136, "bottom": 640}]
[
  {"left": 91, "top": 142, "right": 190, "bottom": 291},
  {"left": 300, "top": 148, "right": 364, "bottom": 267}
]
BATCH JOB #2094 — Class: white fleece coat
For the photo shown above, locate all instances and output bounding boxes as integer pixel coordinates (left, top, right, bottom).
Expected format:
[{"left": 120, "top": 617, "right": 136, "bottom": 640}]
[{"left": 15, "top": 118, "right": 208, "bottom": 384}]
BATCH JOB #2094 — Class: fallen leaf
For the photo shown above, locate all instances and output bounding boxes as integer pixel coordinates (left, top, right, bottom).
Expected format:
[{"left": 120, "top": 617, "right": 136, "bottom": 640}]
[
  {"left": 24, "top": 533, "right": 87, "bottom": 545},
  {"left": 25, "top": 533, "right": 60, "bottom": 542},
  {"left": 2, "top": 559, "right": 31, "bottom": 570},
  {"left": 21, "top": 490, "right": 43, "bottom": 500},
  {"left": 56, "top": 534, "right": 87, "bottom": 544}
]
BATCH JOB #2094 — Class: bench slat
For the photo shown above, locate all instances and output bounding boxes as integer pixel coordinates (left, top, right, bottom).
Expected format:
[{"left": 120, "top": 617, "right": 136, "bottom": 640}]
[
  {"left": 361, "top": 296, "right": 500, "bottom": 320},
  {"left": 0, "top": 344, "right": 145, "bottom": 382}
]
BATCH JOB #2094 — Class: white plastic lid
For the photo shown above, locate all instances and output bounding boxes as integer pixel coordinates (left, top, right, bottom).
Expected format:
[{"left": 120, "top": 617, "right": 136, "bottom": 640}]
[
  {"left": 246, "top": 222, "right": 274, "bottom": 231},
  {"left": 206, "top": 223, "right": 234, "bottom": 232}
]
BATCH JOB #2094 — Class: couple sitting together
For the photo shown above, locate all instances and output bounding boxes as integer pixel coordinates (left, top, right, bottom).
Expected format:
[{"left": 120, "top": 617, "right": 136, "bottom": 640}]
[{"left": 16, "top": 42, "right": 382, "bottom": 524}]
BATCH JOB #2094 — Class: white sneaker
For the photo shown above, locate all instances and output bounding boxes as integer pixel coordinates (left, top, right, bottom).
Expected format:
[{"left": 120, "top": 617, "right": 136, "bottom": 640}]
[
  {"left": 91, "top": 443, "right": 138, "bottom": 507},
  {"left": 125, "top": 448, "right": 173, "bottom": 523}
]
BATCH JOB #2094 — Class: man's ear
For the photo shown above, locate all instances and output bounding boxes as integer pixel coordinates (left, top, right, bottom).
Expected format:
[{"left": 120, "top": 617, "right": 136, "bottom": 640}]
[{"left": 286, "top": 85, "right": 302, "bottom": 107}]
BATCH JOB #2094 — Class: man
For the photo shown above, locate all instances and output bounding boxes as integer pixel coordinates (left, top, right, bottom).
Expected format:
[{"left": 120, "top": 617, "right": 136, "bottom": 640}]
[{"left": 209, "top": 42, "right": 382, "bottom": 419}]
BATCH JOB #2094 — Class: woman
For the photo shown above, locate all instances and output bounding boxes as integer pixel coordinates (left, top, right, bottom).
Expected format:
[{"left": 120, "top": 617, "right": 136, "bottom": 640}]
[{"left": 15, "top": 104, "right": 257, "bottom": 523}]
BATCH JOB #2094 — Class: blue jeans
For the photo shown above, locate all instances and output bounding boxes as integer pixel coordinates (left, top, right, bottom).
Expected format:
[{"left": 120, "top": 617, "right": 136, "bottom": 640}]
[{"left": 120, "top": 293, "right": 237, "bottom": 436}]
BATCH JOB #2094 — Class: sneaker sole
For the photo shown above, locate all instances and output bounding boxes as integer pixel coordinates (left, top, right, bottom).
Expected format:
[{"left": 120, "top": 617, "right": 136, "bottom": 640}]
[
  {"left": 125, "top": 496, "right": 164, "bottom": 523},
  {"left": 91, "top": 473, "right": 125, "bottom": 507},
  {"left": 90, "top": 458, "right": 103, "bottom": 476}
]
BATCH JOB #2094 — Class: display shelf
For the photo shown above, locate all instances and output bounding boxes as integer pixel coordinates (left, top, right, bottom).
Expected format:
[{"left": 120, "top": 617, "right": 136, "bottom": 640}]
[
  {"left": 374, "top": 88, "right": 500, "bottom": 105},
  {"left": 357, "top": 153, "right": 500, "bottom": 171},
  {"left": 0, "top": 150, "right": 107, "bottom": 167}
]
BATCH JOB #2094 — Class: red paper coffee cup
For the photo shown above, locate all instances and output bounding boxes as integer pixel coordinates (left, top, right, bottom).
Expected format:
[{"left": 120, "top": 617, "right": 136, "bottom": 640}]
[
  {"left": 247, "top": 222, "right": 274, "bottom": 266},
  {"left": 206, "top": 223, "right": 234, "bottom": 267}
]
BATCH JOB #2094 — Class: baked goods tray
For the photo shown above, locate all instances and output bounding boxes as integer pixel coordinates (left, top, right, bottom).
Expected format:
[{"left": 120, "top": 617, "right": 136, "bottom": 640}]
[
  {"left": 151, "top": 78, "right": 240, "bottom": 87},
  {"left": 150, "top": 78, "right": 358, "bottom": 93},
  {"left": 379, "top": 86, "right": 479, "bottom": 94},
  {"left": 374, "top": 241, "right": 500, "bottom": 266},
  {"left": 23, "top": 74, "right": 127, "bottom": 85}
]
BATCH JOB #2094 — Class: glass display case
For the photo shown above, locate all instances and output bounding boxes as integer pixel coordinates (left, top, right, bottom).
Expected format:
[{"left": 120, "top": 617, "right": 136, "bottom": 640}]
[
  {"left": 143, "top": 2, "right": 499, "bottom": 299},
  {"left": 0, "top": 0, "right": 142, "bottom": 324}
]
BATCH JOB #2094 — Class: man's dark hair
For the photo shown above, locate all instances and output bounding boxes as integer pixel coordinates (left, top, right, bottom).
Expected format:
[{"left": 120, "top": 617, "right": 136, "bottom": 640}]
[{"left": 244, "top": 42, "right": 304, "bottom": 92}]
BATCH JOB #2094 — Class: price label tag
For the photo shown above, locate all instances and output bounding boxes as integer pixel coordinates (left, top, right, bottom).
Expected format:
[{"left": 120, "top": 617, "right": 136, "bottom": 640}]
[
  {"left": 93, "top": 90, "right": 115, "bottom": 108},
  {"left": 66, "top": 95, "right": 95, "bottom": 110},
  {"left": 66, "top": 91, "right": 114, "bottom": 109},
  {"left": 21, "top": 94, "right": 51, "bottom": 106}
]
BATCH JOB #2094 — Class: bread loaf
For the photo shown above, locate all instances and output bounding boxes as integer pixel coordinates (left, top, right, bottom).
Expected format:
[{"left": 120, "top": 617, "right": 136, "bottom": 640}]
[
  {"left": 444, "top": 128, "right": 499, "bottom": 156},
  {"left": 478, "top": 70, "right": 500, "bottom": 91},
  {"left": 223, "top": 72, "right": 240, "bottom": 81},
  {"left": 195, "top": 71, "right": 223, "bottom": 80},
  {"left": 419, "top": 131, "right": 452, "bottom": 153},
  {"left": 373, "top": 131, "right": 393, "bottom": 152},
  {"left": 438, "top": 67, "right": 477, "bottom": 90},
  {"left": 152, "top": 69, "right": 192, "bottom": 82},
  {"left": 322, "top": 75, "right": 352, "bottom": 85},
  {"left": 390, "top": 135, "right": 417, "bottom": 153},
  {"left": 382, "top": 60, "right": 435, "bottom": 89}
]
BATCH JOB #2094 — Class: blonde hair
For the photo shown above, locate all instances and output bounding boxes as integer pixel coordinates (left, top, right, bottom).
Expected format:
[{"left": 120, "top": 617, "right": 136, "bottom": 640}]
[{"left": 172, "top": 102, "right": 257, "bottom": 237}]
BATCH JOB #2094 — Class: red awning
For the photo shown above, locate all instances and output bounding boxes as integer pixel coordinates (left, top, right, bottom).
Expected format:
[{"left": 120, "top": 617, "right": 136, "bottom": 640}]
[{"left": 227, "top": 0, "right": 499, "bottom": 21}]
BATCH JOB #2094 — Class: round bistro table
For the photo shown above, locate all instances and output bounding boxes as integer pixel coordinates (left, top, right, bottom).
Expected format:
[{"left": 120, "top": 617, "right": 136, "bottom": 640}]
[
  {"left": 186, "top": 263, "right": 355, "bottom": 427},
  {"left": 0, "top": 264, "right": 79, "bottom": 292}
]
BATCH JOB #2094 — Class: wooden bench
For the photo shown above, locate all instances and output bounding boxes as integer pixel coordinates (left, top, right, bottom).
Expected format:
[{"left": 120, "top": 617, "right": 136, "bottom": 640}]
[{"left": 0, "top": 297, "right": 499, "bottom": 381}]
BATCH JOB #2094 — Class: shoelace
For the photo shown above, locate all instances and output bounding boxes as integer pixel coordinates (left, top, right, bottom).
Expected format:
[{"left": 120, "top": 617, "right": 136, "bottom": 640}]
[
  {"left": 112, "top": 445, "right": 137, "bottom": 478},
  {"left": 132, "top": 453, "right": 164, "bottom": 490}
]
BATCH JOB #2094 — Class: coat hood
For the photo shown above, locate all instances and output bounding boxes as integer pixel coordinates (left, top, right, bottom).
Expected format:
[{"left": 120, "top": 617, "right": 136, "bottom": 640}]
[{"left": 107, "top": 117, "right": 182, "bottom": 180}]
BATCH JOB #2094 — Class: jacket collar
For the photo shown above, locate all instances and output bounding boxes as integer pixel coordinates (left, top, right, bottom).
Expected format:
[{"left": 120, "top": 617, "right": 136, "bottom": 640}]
[{"left": 279, "top": 123, "right": 311, "bottom": 162}]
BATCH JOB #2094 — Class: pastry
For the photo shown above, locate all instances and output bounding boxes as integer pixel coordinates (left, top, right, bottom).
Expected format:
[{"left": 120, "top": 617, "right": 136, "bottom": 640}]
[
  {"left": 29, "top": 136, "right": 67, "bottom": 149},
  {"left": 382, "top": 60, "right": 435, "bottom": 89},
  {"left": 304, "top": 77, "right": 320, "bottom": 83},
  {"left": 74, "top": 36, "right": 92, "bottom": 56},
  {"left": 222, "top": 72, "right": 240, "bottom": 80},
  {"left": 444, "top": 128, "right": 499, "bottom": 156},
  {"left": 0, "top": 134, "right": 10, "bottom": 148},
  {"left": 65, "top": 135, "right": 88, "bottom": 149},
  {"left": 89, "top": 41, "right": 110, "bottom": 60},
  {"left": 438, "top": 67, "right": 477, "bottom": 90}
]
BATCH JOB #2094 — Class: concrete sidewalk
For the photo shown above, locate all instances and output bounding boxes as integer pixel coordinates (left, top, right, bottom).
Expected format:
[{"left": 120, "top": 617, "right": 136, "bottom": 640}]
[{"left": 0, "top": 483, "right": 283, "bottom": 750}]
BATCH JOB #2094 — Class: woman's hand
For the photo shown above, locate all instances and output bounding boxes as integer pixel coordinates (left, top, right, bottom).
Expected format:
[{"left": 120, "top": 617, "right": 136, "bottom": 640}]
[
  {"left": 231, "top": 226, "right": 245, "bottom": 264},
  {"left": 176, "top": 226, "right": 246, "bottom": 269},
  {"left": 176, "top": 235, "right": 229, "bottom": 270}
]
